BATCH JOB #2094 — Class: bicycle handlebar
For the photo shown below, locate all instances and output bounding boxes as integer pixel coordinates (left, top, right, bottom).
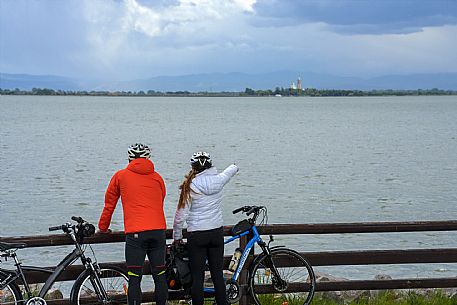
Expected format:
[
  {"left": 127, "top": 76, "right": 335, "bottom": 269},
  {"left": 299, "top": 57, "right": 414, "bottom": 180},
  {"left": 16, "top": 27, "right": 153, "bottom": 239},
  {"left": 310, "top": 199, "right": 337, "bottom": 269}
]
[
  {"left": 71, "top": 216, "right": 84, "bottom": 223},
  {"left": 246, "top": 207, "right": 256, "bottom": 216},
  {"left": 49, "top": 225, "right": 63, "bottom": 232},
  {"left": 232, "top": 205, "right": 265, "bottom": 216},
  {"left": 49, "top": 216, "right": 86, "bottom": 233},
  {"left": 232, "top": 207, "right": 245, "bottom": 214}
]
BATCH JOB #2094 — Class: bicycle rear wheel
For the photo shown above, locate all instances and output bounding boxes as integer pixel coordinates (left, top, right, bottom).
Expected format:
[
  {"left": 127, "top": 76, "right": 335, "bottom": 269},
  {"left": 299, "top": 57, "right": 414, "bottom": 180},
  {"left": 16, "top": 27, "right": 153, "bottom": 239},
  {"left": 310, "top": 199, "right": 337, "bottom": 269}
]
[
  {"left": 71, "top": 266, "right": 128, "bottom": 305},
  {"left": 249, "top": 248, "right": 315, "bottom": 305},
  {"left": 0, "top": 273, "right": 22, "bottom": 305}
]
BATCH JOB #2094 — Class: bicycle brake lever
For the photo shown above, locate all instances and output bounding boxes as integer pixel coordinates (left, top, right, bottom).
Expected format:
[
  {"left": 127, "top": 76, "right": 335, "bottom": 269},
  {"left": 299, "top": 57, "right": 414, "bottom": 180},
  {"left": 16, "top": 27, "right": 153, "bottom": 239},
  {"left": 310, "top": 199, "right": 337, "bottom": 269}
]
[
  {"left": 267, "top": 235, "right": 274, "bottom": 248},
  {"left": 72, "top": 216, "right": 84, "bottom": 223},
  {"left": 232, "top": 207, "right": 244, "bottom": 214},
  {"left": 245, "top": 206, "right": 256, "bottom": 215}
]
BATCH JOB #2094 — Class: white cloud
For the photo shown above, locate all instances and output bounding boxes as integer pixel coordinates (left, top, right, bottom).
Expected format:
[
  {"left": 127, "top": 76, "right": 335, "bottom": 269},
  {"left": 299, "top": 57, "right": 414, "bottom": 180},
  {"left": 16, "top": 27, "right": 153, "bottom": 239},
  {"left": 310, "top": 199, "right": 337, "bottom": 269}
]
[
  {"left": 79, "top": 0, "right": 261, "bottom": 77},
  {"left": 123, "top": 0, "right": 162, "bottom": 37},
  {"left": 234, "top": 0, "right": 256, "bottom": 12},
  {"left": 120, "top": 0, "right": 255, "bottom": 38}
]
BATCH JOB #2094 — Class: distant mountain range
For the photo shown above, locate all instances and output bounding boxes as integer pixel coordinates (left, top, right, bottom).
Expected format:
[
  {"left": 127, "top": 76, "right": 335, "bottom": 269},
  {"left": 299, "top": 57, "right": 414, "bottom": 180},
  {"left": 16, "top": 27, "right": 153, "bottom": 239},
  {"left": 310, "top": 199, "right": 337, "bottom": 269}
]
[{"left": 1, "top": 71, "right": 457, "bottom": 92}]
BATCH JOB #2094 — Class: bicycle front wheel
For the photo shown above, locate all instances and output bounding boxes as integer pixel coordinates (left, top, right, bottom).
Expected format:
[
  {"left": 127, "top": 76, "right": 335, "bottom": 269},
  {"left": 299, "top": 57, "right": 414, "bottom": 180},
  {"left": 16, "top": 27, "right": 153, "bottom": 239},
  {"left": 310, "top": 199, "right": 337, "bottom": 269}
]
[
  {"left": 0, "top": 273, "right": 22, "bottom": 305},
  {"left": 71, "top": 266, "right": 128, "bottom": 305},
  {"left": 249, "top": 248, "right": 316, "bottom": 305}
]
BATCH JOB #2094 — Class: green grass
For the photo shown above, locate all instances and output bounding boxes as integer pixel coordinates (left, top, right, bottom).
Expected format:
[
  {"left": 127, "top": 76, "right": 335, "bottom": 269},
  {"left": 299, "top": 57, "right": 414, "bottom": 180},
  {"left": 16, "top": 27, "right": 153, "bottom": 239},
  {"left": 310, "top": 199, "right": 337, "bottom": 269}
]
[
  {"left": 309, "top": 290, "right": 457, "bottom": 305},
  {"left": 175, "top": 290, "right": 457, "bottom": 305}
]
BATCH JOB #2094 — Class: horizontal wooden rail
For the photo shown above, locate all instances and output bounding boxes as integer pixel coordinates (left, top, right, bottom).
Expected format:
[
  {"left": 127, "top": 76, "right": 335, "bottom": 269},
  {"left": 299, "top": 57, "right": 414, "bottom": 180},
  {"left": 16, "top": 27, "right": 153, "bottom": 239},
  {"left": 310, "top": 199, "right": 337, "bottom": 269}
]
[
  {"left": 18, "top": 248, "right": 457, "bottom": 284},
  {"left": 257, "top": 221, "right": 457, "bottom": 234},
  {"left": 303, "top": 248, "right": 457, "bottom": 265},
  {"left": 2, "top": 220, "right": 457, "bottom": 247}
]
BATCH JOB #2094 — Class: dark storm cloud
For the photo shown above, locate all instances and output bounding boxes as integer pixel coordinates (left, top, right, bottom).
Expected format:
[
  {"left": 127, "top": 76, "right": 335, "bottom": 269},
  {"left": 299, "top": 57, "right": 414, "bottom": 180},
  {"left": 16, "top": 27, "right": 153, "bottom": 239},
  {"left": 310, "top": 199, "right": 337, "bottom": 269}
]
[{"left": 253, "top": 0, "right": 457, "bottom": 34}]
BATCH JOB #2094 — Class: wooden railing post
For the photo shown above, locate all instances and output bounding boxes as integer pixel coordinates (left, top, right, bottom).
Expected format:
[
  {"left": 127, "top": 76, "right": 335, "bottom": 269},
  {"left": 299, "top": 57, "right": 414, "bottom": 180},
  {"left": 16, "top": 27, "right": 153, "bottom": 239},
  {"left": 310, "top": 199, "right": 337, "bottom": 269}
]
[
  {"left": 238, "top": 234, "right": 248, "bottom": 305},
  {"left": 239, "top": 232, "right": 255, "bottom": 305}
]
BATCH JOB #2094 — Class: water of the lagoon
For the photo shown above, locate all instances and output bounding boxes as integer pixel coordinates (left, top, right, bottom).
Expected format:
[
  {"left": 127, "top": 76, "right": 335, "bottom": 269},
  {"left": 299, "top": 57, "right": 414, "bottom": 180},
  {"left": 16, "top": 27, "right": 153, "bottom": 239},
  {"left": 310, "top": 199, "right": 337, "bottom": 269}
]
[{"left": 0, "top": 95, "right": 456, "bottom": 282}]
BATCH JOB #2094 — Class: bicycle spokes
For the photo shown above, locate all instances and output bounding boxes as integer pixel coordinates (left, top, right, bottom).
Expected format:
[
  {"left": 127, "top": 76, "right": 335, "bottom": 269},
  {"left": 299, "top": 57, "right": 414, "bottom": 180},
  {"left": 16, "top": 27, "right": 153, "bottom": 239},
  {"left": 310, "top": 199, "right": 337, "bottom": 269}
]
[
  {"left": 250, "top": 249, "right": 315, "bottom": 305},
  {"left": 78, "top": 268, "right": 128, "bottom": 304},
  {"left": 0, "top": 288, "right": 17, "bottom": 305}
]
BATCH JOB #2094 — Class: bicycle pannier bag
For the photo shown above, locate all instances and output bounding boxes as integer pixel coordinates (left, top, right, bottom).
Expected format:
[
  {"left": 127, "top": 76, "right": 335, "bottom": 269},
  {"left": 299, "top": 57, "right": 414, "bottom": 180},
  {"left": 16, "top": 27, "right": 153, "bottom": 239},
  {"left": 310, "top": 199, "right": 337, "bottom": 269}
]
[
  {"left": 166, "top": 243, "right": 192, "bottom": 291},
  {"left": 231, "top": 219, "right": 252, "bottom": 236}
]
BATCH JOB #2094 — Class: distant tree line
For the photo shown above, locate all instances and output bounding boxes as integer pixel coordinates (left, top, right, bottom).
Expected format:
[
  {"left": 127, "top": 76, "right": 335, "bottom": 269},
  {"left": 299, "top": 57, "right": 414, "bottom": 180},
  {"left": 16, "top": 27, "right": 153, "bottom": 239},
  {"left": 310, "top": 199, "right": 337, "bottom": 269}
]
[
  {"left": 1, "top": 87, "right": 456, "bottom": 97},
  {"left": 249, "top": 87, "right": 457, "bottom": 96},
  {"left": 0, "top": 88, "right": 243, "bottom": 97}
]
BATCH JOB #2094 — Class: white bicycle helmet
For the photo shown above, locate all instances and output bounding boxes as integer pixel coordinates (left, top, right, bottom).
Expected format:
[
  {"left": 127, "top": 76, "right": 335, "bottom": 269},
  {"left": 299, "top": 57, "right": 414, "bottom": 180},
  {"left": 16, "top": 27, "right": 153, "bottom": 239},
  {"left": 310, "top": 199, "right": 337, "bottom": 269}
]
[
  {"left": 190, "top": 151, "right": 212, "bottom": 170},
  {"left": 128, "top": 143, "right": 151, "bottom": 161}
]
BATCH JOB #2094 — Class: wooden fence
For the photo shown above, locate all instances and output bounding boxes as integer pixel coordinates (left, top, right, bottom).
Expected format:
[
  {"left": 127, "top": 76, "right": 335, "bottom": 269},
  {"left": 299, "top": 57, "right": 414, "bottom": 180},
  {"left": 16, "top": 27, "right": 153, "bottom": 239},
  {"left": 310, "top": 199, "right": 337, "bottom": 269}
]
[{"left": 1, "top": 220, "right": 457, "bottom": 305}]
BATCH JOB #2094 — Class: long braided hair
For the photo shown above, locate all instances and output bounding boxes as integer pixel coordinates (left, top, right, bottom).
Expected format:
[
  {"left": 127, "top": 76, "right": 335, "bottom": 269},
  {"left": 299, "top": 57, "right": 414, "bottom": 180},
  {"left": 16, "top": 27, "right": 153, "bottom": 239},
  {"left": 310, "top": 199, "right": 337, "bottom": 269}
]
[{"left": 177, "top": 169, "right": 199, "bottom": 209}]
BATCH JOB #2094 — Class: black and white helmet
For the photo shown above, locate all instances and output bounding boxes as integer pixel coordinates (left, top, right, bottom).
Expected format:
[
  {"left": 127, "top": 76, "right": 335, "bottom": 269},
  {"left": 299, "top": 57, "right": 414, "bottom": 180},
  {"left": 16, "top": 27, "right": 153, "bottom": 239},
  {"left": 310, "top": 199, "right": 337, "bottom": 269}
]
[
  {"left": 190, "top": 151, "right": 212, "bottom": 170},
  {"left": 128, "top": 143, "right": 151, "bottom": 161}
]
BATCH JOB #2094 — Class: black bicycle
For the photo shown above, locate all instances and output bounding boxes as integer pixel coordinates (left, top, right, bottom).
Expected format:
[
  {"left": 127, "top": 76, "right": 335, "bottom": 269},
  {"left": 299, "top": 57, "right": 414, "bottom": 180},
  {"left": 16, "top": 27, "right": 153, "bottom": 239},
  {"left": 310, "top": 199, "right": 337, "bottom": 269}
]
[{"left": 0, "top": 216, "right": 128, "bottom": 305}]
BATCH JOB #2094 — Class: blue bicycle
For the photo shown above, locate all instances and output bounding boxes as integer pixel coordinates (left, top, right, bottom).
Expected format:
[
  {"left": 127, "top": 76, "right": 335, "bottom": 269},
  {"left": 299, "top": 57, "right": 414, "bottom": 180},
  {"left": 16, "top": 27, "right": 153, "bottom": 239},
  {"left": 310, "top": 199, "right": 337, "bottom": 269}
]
[{"left": 205, "top": 205, "right": 316, "bottom": 305}]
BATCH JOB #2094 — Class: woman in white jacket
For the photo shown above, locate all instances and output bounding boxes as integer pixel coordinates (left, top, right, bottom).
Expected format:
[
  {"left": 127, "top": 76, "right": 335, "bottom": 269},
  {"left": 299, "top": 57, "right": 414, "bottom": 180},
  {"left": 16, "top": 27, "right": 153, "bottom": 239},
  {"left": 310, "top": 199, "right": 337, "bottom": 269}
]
[{"left": 173, "top": 152, "right": 238, "bottom": 305}]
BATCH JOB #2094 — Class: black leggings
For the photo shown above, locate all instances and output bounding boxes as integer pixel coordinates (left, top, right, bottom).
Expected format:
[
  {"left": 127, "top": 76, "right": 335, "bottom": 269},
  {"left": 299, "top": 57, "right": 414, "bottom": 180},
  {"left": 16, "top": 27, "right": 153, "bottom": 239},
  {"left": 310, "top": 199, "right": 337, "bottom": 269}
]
[
  {"left": 188, "top": 227, "right": 226, "bottom": 305},
  {"left": 125, "top": 230, "right": 168, "bottom": 305}
]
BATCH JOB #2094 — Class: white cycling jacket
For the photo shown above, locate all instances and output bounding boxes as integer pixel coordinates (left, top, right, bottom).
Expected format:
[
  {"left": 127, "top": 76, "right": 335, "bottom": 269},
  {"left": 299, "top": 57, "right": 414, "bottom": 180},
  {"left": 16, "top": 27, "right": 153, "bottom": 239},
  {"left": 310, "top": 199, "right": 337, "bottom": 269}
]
[{"left": 173, "top": 164, "right": 239, "bottom": 240}]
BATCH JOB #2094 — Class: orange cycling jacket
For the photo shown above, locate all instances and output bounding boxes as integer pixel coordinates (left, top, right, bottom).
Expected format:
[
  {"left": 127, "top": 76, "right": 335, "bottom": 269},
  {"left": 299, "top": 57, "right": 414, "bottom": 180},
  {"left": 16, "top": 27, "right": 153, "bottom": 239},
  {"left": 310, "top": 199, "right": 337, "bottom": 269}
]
[{"left": 98, "top": 158, "right": 166, "bottom": 234}]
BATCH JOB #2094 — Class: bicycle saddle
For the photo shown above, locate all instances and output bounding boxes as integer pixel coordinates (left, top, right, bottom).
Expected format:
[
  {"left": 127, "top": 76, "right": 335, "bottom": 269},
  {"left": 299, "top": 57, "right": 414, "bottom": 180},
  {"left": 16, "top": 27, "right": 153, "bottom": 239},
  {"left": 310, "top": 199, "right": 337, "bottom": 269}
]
[{"left": 0, "top": 241, "right": 27, "bottom": 251}]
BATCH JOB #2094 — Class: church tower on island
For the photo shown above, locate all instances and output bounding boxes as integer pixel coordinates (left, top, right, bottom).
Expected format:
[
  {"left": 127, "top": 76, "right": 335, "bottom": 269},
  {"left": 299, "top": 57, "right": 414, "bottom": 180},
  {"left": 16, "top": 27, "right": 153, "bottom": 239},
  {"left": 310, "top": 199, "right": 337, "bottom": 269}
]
[
  {"left": 291, "top": 77, "right": 303, "bottom": 90},
  {"left": 297, "top": 77, "right": 302, "bottom": 90}
]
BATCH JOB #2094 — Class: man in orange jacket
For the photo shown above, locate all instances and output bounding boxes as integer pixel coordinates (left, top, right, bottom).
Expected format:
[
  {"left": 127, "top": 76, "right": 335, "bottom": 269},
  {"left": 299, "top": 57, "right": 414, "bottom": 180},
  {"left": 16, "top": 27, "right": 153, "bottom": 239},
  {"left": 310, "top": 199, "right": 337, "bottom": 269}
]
[{"left": 98, "top": 143, "right": 168, "bottom": 305}]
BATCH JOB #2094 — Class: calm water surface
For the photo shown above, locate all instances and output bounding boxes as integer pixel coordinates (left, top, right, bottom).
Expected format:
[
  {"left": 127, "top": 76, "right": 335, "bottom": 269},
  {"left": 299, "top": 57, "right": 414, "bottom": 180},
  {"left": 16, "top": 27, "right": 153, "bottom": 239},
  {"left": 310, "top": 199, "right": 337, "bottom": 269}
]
[{"left": 0, "top": 95, "right": 456, "bottom": 280}]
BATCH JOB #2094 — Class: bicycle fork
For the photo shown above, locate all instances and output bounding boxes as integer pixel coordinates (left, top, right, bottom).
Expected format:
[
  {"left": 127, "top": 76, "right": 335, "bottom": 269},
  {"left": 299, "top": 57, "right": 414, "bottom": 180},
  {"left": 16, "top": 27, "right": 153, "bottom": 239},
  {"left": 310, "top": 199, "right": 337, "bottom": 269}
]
[
  {"left": 258, "top": 242, "right": 287, "bottom": 291},
  {"left": 72, "top": 232, "right": 110, "bottom": 303},
  {"left": 86, "top": 259, "right": 110, "bottom": 302}
]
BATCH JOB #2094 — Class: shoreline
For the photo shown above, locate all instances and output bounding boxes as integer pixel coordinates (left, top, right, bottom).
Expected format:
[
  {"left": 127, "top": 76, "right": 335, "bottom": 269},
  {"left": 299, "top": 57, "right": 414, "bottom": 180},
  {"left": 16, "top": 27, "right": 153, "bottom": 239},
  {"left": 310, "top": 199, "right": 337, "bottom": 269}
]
[
  {"left": 2, "top": 93, "right": 457, "bottom": 98},
  {"left": 1, "top": 88, "right": 457, "bottom": 97}
]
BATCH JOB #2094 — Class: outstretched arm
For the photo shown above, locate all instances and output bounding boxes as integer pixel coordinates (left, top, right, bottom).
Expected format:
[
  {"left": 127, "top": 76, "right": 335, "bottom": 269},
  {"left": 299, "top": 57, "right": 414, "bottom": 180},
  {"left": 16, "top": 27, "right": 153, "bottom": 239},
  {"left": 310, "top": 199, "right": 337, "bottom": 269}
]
[{"left": 198, "top": 164, "right": 239, "bottom": 195}]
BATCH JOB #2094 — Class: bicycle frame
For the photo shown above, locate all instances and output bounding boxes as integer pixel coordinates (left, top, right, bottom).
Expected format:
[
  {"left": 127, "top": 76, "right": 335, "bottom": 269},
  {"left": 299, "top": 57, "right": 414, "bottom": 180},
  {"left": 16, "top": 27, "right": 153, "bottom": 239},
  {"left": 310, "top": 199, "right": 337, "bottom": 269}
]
[
  {"left": 203, "top": 225, "right": 264, "bottom": 293},
  {"left": 0, "top": 248, "right": 83, "bottom": 300},
  {"left": 225, "top": 226, "right": 263, "bottom": 281}
]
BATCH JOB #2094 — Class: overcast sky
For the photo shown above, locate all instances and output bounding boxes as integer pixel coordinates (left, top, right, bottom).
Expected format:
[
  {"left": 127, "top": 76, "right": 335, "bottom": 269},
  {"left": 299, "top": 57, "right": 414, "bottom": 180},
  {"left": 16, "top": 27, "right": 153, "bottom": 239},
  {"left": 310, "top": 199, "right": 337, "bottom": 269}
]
[{"left": 1, "top": 0, "right": 457, "bottom": 80}]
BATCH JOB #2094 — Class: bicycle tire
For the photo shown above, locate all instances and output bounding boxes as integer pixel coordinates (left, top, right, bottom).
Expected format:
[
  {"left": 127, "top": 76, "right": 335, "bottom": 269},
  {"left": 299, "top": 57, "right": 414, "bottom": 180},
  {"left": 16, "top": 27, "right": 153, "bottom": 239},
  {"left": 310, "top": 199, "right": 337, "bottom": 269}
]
[
  {"left": 70, "top": 265, "right": 128, "bottom": 305},
  {"left": 249, "top": 248, "right": 316, "bottom": 305},
  {"left": 0, "top": 273, "right": 23, "bottom": 305}
]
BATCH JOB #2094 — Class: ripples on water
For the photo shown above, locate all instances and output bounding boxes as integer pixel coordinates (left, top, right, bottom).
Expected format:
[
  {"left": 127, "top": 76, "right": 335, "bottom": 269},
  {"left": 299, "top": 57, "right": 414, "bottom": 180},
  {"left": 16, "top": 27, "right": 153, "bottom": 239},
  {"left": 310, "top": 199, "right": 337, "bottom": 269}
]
[{"left": 0, "top": 95, "right": 456, "bottom": 280}]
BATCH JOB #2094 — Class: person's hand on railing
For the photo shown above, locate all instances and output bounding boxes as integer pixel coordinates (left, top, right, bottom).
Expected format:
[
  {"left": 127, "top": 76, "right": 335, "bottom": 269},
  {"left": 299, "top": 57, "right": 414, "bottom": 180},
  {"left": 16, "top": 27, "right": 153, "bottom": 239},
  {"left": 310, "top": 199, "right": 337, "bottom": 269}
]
[{"left": 97, "top": 229, "right": 112, "bottom": 234}]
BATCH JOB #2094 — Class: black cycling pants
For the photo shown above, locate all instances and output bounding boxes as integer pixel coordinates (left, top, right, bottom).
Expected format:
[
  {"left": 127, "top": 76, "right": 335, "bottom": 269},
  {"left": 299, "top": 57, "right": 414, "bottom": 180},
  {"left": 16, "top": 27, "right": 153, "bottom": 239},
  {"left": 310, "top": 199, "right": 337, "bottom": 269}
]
[
  {"left": 125, "top": 230, "right": 168, "bottom": 305},
  {"left": 188, "top": 227, "right": 226, "bottom": 305}
]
